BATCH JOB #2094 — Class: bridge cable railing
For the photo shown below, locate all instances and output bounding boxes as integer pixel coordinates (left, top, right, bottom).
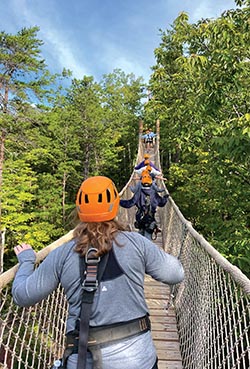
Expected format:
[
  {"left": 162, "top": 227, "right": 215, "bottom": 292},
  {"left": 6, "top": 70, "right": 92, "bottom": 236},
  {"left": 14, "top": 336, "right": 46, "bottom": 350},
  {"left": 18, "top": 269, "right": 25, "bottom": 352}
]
[
  {"left": 0, "top": 133, "right": 249, "bottom": 369},
  {"left": 152, "top": 130, "right": 250, "bottom": 369}
]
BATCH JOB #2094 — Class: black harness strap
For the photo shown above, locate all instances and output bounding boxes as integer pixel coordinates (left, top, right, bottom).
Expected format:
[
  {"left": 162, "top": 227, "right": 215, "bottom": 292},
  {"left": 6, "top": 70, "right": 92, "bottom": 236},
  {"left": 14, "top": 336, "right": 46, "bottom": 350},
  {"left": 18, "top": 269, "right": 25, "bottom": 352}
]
[
  {"left": 66, "top": 315, "right": 151, "bottom": 369},
  {"left": 63, "top": 246, "right": 152, "bottom": 369},
  {"left": 77, "top": 248, "right": 109, "bottom": 369}
]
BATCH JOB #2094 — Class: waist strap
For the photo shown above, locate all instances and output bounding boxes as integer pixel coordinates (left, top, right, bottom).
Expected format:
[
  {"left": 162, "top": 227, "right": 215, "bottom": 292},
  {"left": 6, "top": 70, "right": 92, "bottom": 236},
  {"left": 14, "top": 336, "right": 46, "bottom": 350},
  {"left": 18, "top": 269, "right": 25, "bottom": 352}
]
[
  {"left": 65, "top": 316, "right": 150, "bottom": 369},
  {"left": 66, "top": 315, "right": 151, "bottom": 350},
  {"left": 88, "top": 315, "right": 151, "bottom": 347}
]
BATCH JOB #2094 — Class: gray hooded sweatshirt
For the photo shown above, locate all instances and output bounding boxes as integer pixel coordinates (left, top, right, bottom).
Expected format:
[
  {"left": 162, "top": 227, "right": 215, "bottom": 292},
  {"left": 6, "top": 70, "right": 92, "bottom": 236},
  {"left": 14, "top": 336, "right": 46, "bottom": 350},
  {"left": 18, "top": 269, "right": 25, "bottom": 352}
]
[{"left": 12, "top": 231, "right": 184, "bottom": 369}]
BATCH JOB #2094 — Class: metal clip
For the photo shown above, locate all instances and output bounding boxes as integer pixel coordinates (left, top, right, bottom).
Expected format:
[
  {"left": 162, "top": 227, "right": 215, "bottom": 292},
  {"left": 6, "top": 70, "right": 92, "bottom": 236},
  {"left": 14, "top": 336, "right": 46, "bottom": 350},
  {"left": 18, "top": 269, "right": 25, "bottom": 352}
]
[
  {"left": 85, "top": 248, "right": 100, "bottom": 265},
  {"left": 82, "top": 279, "right": 98, "bottom": 292}
]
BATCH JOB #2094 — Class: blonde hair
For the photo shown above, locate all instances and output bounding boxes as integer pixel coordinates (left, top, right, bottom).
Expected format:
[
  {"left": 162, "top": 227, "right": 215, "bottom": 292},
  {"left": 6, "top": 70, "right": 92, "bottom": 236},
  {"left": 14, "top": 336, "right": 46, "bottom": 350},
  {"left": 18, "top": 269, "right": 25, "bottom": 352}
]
[{"left": 73, "top": 219, "right": 127, "bottom": 257}]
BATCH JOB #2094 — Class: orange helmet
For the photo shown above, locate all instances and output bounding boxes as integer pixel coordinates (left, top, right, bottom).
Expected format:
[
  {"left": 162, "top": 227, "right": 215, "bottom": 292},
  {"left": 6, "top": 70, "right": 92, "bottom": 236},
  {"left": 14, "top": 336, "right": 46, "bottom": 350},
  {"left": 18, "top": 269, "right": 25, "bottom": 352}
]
[
  {"left": 144, "top": 153, "right": 150, "bottom": 159},
  {"left": 76, "top": 176, "right": 120, "bottom": 222},
  {"left": 141, "top": 170, "right": 152, "bottom": 187}
]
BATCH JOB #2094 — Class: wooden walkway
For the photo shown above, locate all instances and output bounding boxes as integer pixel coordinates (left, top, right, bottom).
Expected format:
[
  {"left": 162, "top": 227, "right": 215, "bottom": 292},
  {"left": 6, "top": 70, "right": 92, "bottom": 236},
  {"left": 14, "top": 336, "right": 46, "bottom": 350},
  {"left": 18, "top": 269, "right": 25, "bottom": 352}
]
[
  {"left": 122, "top": 145, "right": 183, "bottom": 368},
  {"left": 144, "top": 226, "right": 183, "bottom": 369}
]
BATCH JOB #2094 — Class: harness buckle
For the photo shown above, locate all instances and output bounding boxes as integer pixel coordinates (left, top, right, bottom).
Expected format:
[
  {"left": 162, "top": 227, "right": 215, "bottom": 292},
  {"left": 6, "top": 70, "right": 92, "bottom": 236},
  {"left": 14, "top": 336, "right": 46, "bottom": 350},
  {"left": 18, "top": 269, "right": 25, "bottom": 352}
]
[
  {"left": 82, "top": 278, "right": 99, "bottom": 292},
  {"left": 82, "top": 248, "right": 100, "bottom": 292}
]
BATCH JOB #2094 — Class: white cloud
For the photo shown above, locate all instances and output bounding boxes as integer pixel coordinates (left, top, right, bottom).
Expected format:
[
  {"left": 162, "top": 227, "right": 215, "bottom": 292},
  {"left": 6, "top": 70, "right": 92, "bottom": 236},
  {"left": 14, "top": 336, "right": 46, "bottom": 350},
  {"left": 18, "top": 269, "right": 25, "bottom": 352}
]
[
  {"left": 8, "top": 0, "right": 88, "bottom": 78},
  {"left": 1, "top": 0, "right": 238, "bottom": 83},
  {"left": 114, "top": 55, "right": 148, "bottom": 79},
  {"left": 190, "top": 0, "right": 237, "bottom": 22},
  {"left": 39, "top": 28, "right": 88, "bottom": 79},
  {"left": 94, "top": 39, "right": 150, "bottom": 81}
]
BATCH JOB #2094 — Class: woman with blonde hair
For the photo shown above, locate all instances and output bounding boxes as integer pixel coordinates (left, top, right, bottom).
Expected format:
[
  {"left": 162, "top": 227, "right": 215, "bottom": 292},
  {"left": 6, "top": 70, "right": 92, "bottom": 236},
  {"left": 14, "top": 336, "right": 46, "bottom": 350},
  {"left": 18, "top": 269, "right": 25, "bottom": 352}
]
[{"left": 12, "top": 176, "right": 184, "bottom": 369}]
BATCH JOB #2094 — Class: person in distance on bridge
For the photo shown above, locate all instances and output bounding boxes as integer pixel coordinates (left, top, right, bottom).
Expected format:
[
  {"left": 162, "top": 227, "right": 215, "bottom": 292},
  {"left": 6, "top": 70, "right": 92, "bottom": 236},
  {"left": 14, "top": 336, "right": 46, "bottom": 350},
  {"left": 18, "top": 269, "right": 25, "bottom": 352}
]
[
  {"left": 134, "top": 153, "right": 160, "bottom": 171},
  {"left": 120, "top": 169, "right": 169, "bottom": 240},
  {"left": 148, "top": 128, "right": 157, "bottom": 147},
  {"left": 141, "top": 129, "right": 157, "bottom": 151},
  {"left": 12, "top": 175, "right": 184, "bottom": 369},
  {"left": 131, "top": 165, "right": 167, "bottom": 194},
  {"left": 134, "top": 162, "right": 163, "bottom": 181}
]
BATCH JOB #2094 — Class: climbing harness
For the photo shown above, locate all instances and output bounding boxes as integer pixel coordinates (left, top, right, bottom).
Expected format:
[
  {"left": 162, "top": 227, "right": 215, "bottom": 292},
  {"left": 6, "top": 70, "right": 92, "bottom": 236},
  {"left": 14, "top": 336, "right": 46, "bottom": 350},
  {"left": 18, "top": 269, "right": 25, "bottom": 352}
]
[
  {"left": 135, "top": 194, "right": 158, "bottom": 238},
  {"left": 58, "top": 247, "right": 106, "bottom": 369},
  {"left": 61, "top": 247, "right": 151, "bottom": 369},
  {"left": 65, "top": 315, "right": 151, "bottom": 369},
  {"left": 152, "top": 227, "right": 162, "bottom": 241}
]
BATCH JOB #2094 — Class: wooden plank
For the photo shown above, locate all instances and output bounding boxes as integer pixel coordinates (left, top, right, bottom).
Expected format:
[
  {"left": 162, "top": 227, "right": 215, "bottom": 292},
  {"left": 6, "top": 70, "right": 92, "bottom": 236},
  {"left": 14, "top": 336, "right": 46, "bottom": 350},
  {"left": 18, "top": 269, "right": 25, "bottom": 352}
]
[
  {"left": 151, "top": 322, "right": 179, "bottom": 331},
  {"left": 150, "top": 311, "right": 177, "bottom": 318},
  {"left": 154, "top": 341, "right": 181, "bottom": 350},
  {"left": 158, "top": 361, "right": 183, "bottom": 369},
  {"left": 157, "top": 349, "right": 183, "bottom": 360},
  {"left": 151, "top": 315, "right": 177, "bottom": 323},
  {"left": 152, "top": 330, "right": 180, "bottom": 341},
  {"left": 145, "top": 274, "right": 183, "bottom": 368}
]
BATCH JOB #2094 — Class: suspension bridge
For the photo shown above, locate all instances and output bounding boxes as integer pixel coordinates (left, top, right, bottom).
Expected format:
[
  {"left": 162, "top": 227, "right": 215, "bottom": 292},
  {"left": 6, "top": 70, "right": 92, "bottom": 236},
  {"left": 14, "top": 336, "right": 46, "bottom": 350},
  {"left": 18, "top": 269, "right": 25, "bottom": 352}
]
[{"left": 0, "top": 124, "right": 249, "bottom": 369}]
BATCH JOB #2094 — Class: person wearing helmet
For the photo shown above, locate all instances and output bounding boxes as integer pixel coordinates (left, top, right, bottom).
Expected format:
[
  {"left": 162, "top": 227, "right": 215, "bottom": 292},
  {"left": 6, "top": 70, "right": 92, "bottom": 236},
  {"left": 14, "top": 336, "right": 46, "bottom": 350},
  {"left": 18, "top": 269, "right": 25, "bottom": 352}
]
[
  {"left": 148, "top": 129, "right": 157, "bottom": 147},
  {"left": 135, "top": 163, "right": 162, "bottom": 180},
  {"left": 141, "top": 128, "right": 151, "bottom": 149},
  {"left": 120, "top": 170, "right": 169, "bottom": 240},
  {"left": 134, "top": 156, "right": 160, "bottom": 171},
  {"left": 140, "top": 168, "right": 153, "bottom": 187},
  {"left": 141, "top": 129, "right": 157, "bottom": 150},
  {"left": 12, "top": 176, "right": 184, "bottom": 369}
]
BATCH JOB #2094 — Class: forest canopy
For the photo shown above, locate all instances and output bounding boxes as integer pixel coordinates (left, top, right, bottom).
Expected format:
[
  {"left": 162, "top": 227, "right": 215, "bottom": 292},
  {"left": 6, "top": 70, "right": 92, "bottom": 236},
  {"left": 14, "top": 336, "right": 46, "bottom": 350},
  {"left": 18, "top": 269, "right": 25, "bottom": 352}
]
[{"left": 0, "top": 0, "right": 249, "bottom": 277}]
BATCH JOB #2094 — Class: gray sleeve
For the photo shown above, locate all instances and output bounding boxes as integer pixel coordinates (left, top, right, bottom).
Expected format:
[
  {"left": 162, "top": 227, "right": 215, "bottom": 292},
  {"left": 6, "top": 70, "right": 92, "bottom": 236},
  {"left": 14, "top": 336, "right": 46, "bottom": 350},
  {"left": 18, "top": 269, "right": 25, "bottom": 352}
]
[
  {"left": 12, "top": 248, "right": 61, "bottom": 307},
  {"left": 144, "top": 240, "right": 184, "bottom": 285},
  {"left": 117, "top": 232, "right": 184, "bottom": 286}
]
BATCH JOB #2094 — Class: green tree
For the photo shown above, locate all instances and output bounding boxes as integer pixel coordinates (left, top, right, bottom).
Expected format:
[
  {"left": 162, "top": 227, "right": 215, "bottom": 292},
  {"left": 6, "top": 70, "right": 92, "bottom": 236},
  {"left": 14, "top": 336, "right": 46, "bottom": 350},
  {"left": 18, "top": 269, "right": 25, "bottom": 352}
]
[
  {"left": 100, "top": 69, "right": 144, "bottom": 185},
  {"left": 0, "top": 27, "right": 49, "bottom": 269},
  {"left": 146, "top": 2, "right": 250, "bottom": 275},
  {"left": 0, "top": 30, "right": 144, "bottom": 270},
  {"left": 0, "top": 27, "right": 69, "bottom": 268}
]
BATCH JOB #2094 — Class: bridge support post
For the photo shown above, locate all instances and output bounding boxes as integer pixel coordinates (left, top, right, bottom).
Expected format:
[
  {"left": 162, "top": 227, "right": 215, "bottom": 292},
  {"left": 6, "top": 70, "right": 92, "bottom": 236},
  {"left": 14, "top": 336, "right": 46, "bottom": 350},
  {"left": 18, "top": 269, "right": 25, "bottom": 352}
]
[
  {"left": 156, "top": 119, "right": 160, "bottom": 135},
  {"left": 139, "top": 119, "right": 143, "bottom": 135}
]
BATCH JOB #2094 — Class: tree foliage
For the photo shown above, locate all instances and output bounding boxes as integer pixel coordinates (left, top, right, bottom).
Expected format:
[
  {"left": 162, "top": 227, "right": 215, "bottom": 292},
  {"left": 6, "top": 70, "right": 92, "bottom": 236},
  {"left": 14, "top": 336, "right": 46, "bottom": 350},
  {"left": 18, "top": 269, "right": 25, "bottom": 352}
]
[
  {"left": 0, "top": 29, "right": 144, "bottom": 268},
  {"left": 145, "top": 2, "right": 250, "bottom": 276},
  {"left": 1, "top": 2, "right": 249, "bottom": 279}
]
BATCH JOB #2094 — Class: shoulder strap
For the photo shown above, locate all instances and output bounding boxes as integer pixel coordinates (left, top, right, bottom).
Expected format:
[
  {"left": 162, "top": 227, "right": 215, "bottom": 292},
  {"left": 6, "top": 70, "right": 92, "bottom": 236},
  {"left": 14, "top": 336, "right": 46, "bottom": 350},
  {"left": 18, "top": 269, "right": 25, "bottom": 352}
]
[{"left": 77, "top": 248, "right": 109, "bottom": 369}]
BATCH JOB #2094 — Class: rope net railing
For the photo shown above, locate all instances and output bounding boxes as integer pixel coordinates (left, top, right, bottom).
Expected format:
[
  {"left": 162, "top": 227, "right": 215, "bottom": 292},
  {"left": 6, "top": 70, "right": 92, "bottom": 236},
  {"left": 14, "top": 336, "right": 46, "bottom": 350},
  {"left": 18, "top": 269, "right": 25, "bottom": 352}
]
[
  {"left": 0, "top": 133, "right": 249, "bottom": 369},
  {"left": 0, "top": 234, "right": 73, "bottom": 369},
  {"left": 150, "top": 134, "right": 250, "bottom": 369},
  {"left": 162, "top": 203, "right": 250, "bottom": 369}
]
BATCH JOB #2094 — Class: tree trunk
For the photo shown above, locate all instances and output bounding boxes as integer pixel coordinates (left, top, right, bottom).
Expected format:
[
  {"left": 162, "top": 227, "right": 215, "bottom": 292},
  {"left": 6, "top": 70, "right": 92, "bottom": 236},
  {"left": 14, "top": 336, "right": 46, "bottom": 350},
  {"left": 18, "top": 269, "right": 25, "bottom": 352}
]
[
  {"left": 0, "top": 129, "right": 6, "bottom": 273},
  {"left": 62, "top": 171, "right": 67, "bottom": 227},
  {"left": 83, "top": 143, "right": 90, "bottom": 179},
  {"left": 127, "top": 143, "right": 132, "bottom": 172}
]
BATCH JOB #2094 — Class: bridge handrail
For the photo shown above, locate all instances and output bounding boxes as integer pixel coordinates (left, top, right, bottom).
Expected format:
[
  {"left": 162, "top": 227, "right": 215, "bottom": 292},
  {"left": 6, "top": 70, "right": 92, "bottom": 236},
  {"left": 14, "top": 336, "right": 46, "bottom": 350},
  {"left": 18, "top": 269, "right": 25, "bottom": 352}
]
[{"left": 168, "top": 199, "right": 250, "bottom": 294}]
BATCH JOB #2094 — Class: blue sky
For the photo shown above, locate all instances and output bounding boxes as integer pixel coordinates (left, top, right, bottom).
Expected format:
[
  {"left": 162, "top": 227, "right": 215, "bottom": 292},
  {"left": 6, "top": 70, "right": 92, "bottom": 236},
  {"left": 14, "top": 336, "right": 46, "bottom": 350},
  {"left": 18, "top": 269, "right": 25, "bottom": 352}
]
[{"left": 0, "top": 0, "right": 237, "bottom": 83}]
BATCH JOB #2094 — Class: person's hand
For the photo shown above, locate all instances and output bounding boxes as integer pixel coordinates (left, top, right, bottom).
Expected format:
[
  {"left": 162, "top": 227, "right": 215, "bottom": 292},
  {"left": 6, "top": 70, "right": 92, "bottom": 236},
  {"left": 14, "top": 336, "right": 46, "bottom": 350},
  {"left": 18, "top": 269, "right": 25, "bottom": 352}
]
[{"left": 14, "top": 243, "right": 33, "bottom": 256}]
